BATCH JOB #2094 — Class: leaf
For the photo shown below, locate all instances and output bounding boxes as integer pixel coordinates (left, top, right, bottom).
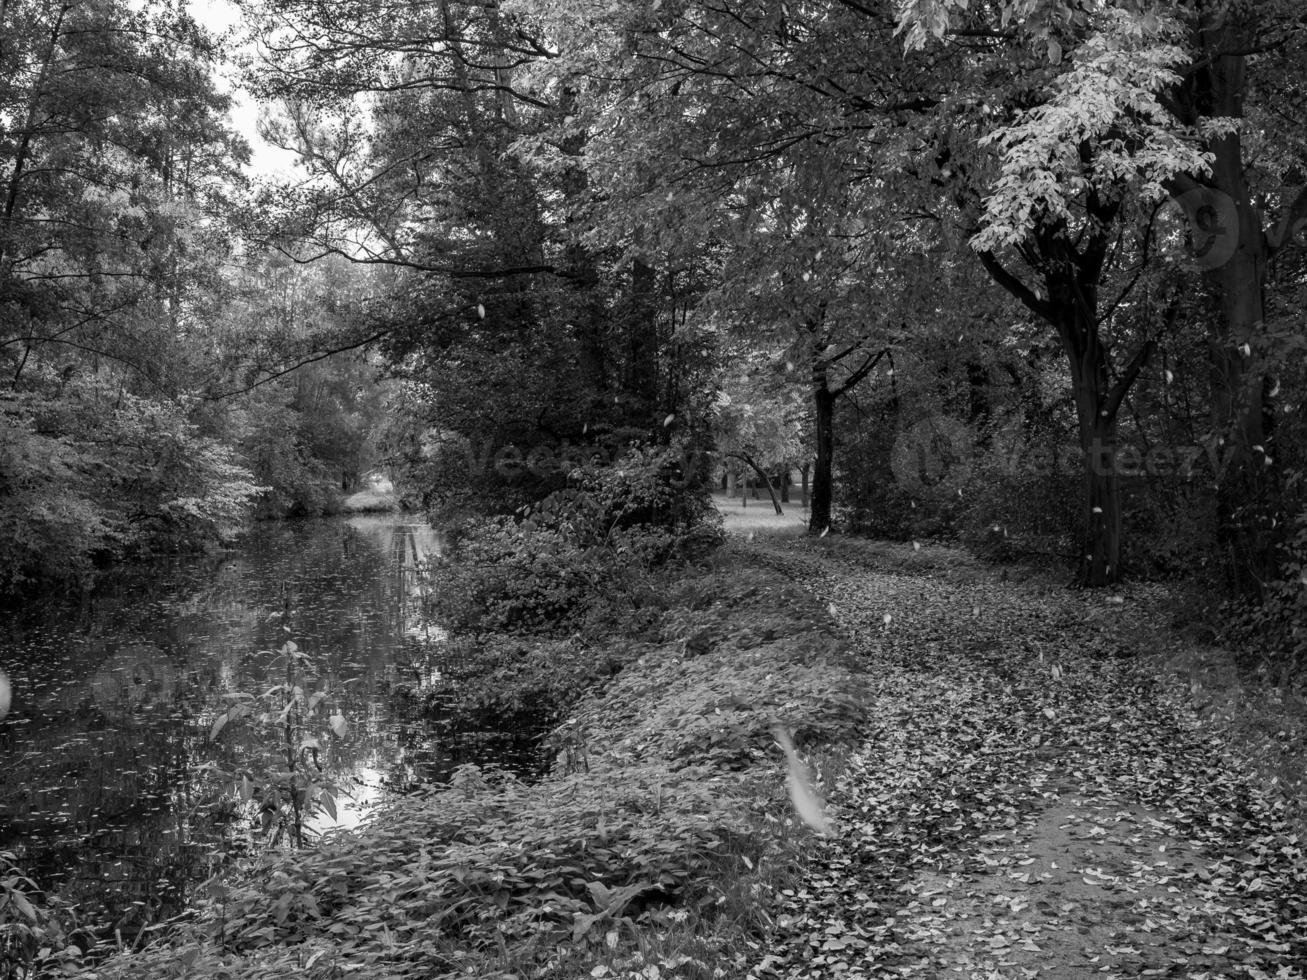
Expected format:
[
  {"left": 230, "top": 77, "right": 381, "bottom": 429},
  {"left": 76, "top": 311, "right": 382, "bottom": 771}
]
[
  {"left": 663, "top": 413, "right": 675, "bottom": 427},
  {"left": 209, "top": 712, "right": 228, "bottom": 742},
  {"left": 572, "top": 911, "right": 605, "bottom": 942},
  {"left": 239, "top": 775, "right": 254, "bottom": 801},
  {"left": 318, "top": 789, "right": 337, "bottom": 821},
  {"left": 8, "top": 891, "right": 36, "bottom": 922},
  {"left": 329, "top": 713, "right": 348, "bottom": 738},
  {"left": 0, "top": 669, "right": 10, "bottom": 722}
]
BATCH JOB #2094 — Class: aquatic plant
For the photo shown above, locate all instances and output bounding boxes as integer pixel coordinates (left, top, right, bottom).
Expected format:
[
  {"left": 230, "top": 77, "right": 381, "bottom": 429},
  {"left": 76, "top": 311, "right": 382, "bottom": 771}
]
[{"left": 206, "top": 635, "right": 351, "bottom": 849}]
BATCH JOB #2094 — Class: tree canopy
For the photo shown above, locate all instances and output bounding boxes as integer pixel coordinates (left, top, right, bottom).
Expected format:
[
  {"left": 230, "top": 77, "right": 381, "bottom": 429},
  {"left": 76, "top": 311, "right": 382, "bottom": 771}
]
[{"left": 1, "top": 0, "right": 1305, "bottom": 606}]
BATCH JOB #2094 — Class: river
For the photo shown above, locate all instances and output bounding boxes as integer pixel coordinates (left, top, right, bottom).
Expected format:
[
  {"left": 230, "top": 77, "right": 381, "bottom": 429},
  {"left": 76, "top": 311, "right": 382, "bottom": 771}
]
[{"left": 0, "top": 515, "right": 515, "bottom": 943}]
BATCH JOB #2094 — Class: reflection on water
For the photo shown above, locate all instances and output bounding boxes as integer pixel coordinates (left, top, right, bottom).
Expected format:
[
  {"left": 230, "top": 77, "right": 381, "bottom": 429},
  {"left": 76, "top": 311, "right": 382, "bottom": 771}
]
[{"left": 0, "top": 516, "right": 482, "bottom": 937}]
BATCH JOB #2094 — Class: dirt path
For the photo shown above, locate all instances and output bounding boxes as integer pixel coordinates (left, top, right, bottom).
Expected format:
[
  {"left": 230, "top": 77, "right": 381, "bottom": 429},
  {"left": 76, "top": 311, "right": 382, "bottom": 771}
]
[{"left": 736, "top": 535, "right": 1307, "bottom": 980}]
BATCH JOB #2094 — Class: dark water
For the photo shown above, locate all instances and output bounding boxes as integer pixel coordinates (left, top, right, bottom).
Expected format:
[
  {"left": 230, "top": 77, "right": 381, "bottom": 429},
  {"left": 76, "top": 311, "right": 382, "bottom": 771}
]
[{"left": 0, "top": 516, "right": 495, "bottom": 939}]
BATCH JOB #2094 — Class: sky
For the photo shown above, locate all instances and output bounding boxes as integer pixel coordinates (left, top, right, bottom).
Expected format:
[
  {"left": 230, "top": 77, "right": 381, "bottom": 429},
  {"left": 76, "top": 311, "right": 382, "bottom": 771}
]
[{"left": 188, "top": 0, "right": 301, "bottom": 179}]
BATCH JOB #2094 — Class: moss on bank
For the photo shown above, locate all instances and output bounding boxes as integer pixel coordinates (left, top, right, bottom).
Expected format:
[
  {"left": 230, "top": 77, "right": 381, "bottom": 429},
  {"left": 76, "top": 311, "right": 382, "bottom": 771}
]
[{"left": 81, "top": 546, "right": 867, "bottom": 980}]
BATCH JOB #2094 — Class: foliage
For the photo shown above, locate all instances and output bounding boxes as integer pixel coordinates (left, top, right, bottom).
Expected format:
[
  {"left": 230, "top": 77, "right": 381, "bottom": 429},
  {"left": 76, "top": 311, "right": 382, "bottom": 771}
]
[
  {"left": 1221, "top": 508, "right": 1307, "bottom": 683},
  {"left": 957, "top": 414, "right": 1082, "bottom": 563},
  {"left": 427, "top": 445, "right": 719, "bottom": 636},
  {"left": 0, "top": 382, "right": 263, "bottom": 589},
  {"left": 82, "top": 550, "right": 862, "bottom": 980},
  {"left": 0, "top": 850, "right": 77, "bottom": 980},
  {"left": 419, "top": 444, "right": 723, "bottom": 765},
  {"left": 427, "top": 635, "right": 626, "bottom": 741},
  {"left": 205, "top": 637, "right": 352, "bottom": 849}
]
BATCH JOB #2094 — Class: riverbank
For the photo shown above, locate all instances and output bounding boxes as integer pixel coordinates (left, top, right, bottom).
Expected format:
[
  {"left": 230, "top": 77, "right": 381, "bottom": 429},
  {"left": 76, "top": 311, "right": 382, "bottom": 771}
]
[
  {"left": 81, "top": 528, "right": 1307, "bottom": 979},
  {"left": 83, "top": 538, "right": 864, "bottom": 979}
]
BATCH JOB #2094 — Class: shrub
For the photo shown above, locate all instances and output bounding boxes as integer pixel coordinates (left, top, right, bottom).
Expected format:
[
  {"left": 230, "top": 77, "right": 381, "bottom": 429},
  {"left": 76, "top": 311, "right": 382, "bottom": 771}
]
[
  {"left": 427, "top": 635, "right": 631, "bottom": 738},
  {"left": 957, "top": 424, "right": 1079, "bottom": 563},
  {"left": 427, "top": 444, "right": 721, "bottom": 637},
  {"left": 1220, "top": 506, "right": 1307, "bottom": 683},
  {"left": 0, "top": 384, "right": 263, "bottom": 589}
]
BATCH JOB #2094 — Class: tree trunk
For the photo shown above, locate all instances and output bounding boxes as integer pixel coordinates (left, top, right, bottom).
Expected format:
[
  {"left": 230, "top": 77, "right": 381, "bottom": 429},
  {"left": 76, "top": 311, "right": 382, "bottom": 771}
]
[
  {"left": 1080, "top": 416, "right": 1122, "bottom": 588},
  {"left": 726, "top": 452, "right": 783, "bottom": 515},
  {"left": 810, "top": 386, "right": 835, "bottom": 533},
  {"left": 800, "top": 462, "right": 810, "bottom": 509},
  {"left": 779, "top": 469, "right": 791, "bottom": 503},
  {"left": 978, "top": 212, "right": 1150, "bottom": 588},
  {"left": 1064, "top": 309, "right": 1126, "bottom": 588},
  {"left": 1204, "top": 135, "right": 1276, "bottom": 594},
  {"left": 1174, "top": 12, "right": 1287, "bottom": 594}
]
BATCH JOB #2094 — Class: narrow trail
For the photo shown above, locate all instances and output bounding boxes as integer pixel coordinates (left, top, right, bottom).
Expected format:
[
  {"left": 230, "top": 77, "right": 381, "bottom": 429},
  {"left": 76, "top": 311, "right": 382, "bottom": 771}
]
[{"left": 733, "top": 534, "right": 1307, "bottom": 980}]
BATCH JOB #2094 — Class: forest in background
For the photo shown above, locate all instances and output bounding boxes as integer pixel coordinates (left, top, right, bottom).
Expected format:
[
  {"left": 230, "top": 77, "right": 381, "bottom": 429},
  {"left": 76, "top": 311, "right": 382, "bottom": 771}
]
[{"left": 2, "top": 0, "right": 1306, "bottom": 670}]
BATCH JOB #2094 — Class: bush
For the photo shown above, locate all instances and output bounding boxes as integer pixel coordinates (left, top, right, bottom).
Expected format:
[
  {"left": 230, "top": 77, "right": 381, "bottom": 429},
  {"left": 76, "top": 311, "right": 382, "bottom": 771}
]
[
  {"left": 427, "top": 445, "right": 720, "bottom": 637},
  {"left": 957, "top": 421, "right": 1080, "bottom": 563},
  {"left": 85, "top": 550, "right": 862, "bottom": 980},
  {"left": 1220, "top": 506, "right": 1307, "bottom": 683},
  {"left": 428, "top": 517, "right": 604, "bottom": 634},
  {"left": 427, "top": 635, "right": 633, "bottom": 739},
  {"left": 0, "top": 383, "right": 263, "bottom": 589}
]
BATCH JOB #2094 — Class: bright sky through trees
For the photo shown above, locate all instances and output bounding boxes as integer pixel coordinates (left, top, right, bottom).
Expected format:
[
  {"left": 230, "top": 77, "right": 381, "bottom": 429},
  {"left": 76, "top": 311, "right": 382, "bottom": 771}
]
[{"left": 187, "top": 0, "right": 299, "bottom": 178}]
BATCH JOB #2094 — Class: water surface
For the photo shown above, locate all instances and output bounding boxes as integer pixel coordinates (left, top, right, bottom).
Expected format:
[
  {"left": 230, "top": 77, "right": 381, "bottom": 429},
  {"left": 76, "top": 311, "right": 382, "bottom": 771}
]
[{"left": 0, "top": 516, "right": 490, "bottom": 938}]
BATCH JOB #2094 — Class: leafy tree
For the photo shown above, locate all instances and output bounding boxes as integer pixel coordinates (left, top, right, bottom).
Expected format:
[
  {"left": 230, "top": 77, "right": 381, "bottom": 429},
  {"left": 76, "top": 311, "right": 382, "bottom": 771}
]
[
  {"left": 236, "top": 0, "right": 720, "bottom": 513},
  {"left": 898, "top": 0, "right": 1307, "bottom": 586},
  {"left": 714, "top": 350, "right": 808, "bottom": 514},
  {"left": 547, "top": 0, "right": 951, "bottom": 532},
  {"left": 0, "top": 0, "right": 266, "bottom": 587}
]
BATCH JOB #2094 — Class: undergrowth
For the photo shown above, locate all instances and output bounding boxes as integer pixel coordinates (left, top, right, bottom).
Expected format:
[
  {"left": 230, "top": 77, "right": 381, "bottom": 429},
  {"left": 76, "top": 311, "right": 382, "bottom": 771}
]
[{"left": 79, "top": 531, "right": 868, "bottom": 979}]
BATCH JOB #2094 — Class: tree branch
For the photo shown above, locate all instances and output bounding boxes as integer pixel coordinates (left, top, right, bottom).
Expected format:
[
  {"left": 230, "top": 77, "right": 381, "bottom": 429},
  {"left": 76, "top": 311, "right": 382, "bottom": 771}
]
[
  {"left": 205, "top": 328, "right": 394, "bottom": 400},
  {"left": 1268, "top": 184, "right": 1307, "bottom": 256},
  {"left": 976, "top": 249, "right": 1056, "bottom": 322},
  {"left": 831, "top": 346, "right": 888, "bottom": 397},
  {"left": 1104, "top": 339, "right": 1156, "bottom": 421}
]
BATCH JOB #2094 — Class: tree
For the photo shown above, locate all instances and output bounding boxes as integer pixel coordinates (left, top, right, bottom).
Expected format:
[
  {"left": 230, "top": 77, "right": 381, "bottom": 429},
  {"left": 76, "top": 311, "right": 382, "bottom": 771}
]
[
  {"left": 237, "top": 0, "right": 715, "bottom": 513},
  {"left": 898, "top": 0, "right": 1307, "bottom": 587},
  {"left": 715, "top": 349, "right": 808, "bottom": 515},
  {"left": 0, "top": 0, "right": 267, "bottom": 587},
  {"left": 547, "top": 0, "right": 950, "bottom": 532},
  {"left": 1, "top": 0, "right": 246, "bottom": 389}
]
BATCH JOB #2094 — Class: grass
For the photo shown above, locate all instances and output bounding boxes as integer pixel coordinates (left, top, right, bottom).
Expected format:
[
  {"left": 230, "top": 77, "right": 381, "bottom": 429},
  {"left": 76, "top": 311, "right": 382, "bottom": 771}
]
[{"left": 712, "top": 492, "right": 808, "bottom": 537}]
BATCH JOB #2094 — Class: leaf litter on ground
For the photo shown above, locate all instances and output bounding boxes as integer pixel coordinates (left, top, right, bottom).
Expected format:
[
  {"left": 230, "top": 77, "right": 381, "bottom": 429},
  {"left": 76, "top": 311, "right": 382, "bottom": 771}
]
[{"left": 740, "top": 536, "right": 1307, "bottom": 980}]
